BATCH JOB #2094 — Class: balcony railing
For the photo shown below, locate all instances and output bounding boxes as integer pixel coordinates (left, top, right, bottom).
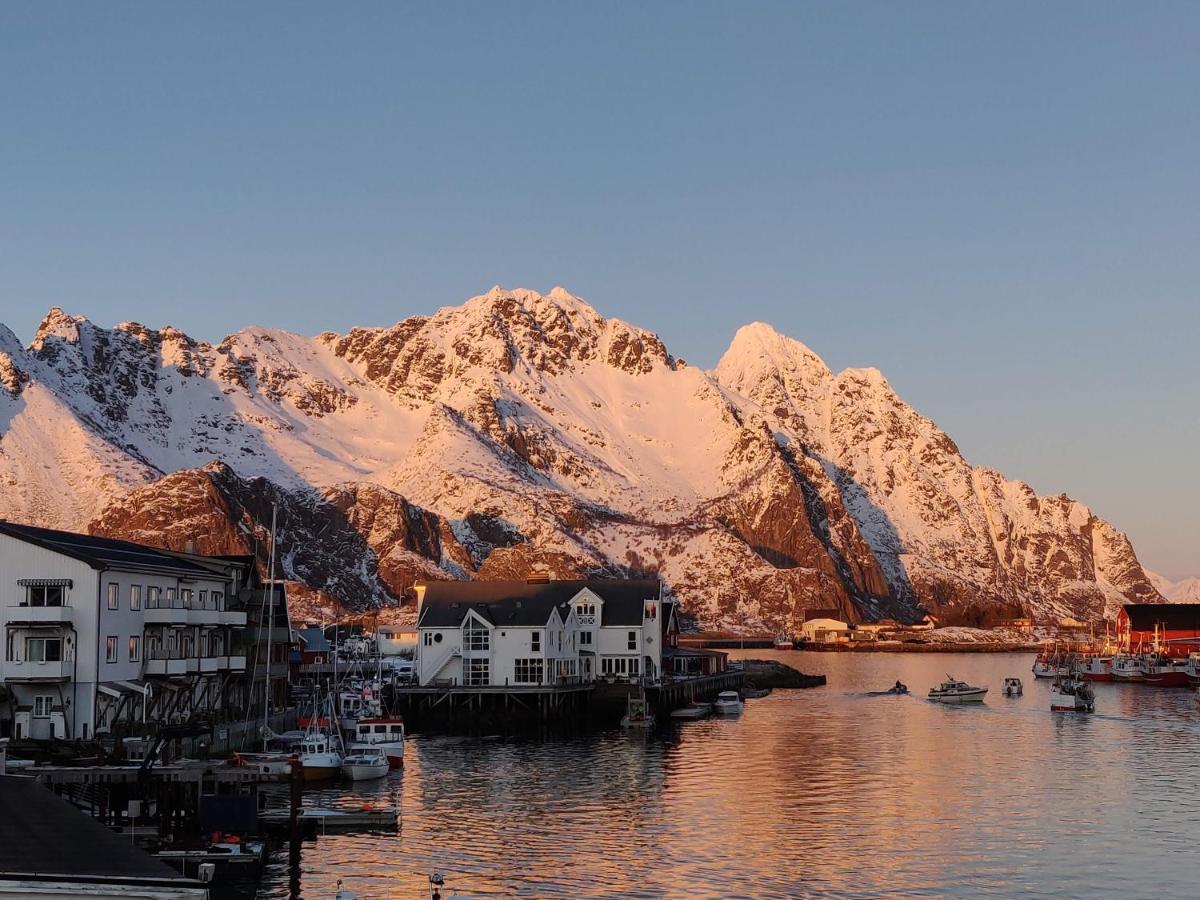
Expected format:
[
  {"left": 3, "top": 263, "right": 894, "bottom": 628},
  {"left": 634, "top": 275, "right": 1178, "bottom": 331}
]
[
  {"left": 3, "top": 658, "right": 72, "bottom": 681},
  {"left": 6, "top": 604, "right": 73, "bottom": 625}
]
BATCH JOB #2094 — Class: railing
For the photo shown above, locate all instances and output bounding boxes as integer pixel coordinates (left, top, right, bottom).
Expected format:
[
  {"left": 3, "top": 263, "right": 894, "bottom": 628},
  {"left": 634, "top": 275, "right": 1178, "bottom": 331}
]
[{"left": 420, "top": 643, "right": 462, "bottom": 683}]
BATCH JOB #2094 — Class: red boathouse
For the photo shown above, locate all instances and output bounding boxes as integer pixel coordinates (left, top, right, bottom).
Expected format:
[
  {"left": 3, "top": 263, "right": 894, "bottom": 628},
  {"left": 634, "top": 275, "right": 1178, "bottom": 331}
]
[{"left": 1117, "top": 604, "right": 1200, "bottom": 655}]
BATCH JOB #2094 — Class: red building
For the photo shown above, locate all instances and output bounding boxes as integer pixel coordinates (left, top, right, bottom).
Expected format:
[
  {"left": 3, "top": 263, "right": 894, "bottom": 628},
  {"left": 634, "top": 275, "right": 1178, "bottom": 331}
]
[{"left": 1117, "top": 604, "right": 1200, "bottom": 655}]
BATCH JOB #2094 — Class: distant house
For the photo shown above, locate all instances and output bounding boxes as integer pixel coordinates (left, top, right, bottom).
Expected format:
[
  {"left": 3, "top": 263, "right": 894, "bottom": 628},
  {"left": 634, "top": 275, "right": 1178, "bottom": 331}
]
[
  {"left": 909, "top": 614, "right": 939, "bottom": 632},
  {"left": 1000, "top": 617, "right": 1034, "bottom": 631},
  {"left": 801, "top": 617, "right": 850, "bottom": 643},
  {"left": 414, "top": 578, "right": 677, "bottom": 687},
  {"left": 375, "top": 625, "right": 417, "bottom": 658},
  {"left": 1058, "top": 616, "right": 1087, "bottom": 629},
  {"left": 295, "top": 626, "right": 331, "bottom": 666}
]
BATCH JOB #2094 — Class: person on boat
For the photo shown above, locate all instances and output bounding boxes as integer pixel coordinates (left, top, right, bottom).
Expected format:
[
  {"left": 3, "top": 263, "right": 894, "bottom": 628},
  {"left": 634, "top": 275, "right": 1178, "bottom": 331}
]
[{"left": 894, "top": 680, "right": 906, "bottom": 693}]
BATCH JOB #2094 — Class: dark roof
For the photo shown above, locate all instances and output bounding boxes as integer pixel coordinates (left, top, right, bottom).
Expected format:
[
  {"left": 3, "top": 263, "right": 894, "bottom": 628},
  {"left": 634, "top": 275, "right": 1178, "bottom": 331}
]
[
  {"left": 0, "top": 521, "right": 225, "bottom": 580},
  {"left": 418, "top": 579, "right": 662, "bottom": 629},
  {"left": 1122, "top": 604, "right": 1200, "bottom": 632},
  {"left": 296, "top": 627, "right": 331, "bottom": 652},
  {"left": 0, "top": 776, "right": 200, "bottom": 885}
]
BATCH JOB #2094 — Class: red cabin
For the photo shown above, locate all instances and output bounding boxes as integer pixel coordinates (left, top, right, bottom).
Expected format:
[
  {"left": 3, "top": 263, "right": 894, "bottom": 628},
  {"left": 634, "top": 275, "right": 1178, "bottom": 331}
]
[{"left": 1117, "top": 604, "right": 1200, "bottom": 655}]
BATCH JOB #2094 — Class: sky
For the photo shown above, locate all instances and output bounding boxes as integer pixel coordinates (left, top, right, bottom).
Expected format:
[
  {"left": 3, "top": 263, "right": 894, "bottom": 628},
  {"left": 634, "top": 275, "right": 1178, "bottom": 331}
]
[{"left": 1, "top": 2, "right": 1197, "bottom": 577}]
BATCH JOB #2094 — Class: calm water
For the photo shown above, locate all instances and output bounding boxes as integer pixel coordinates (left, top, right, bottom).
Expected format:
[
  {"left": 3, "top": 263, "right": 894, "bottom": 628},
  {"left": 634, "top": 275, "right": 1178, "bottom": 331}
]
[{"left": 259, "top": 652, "right": 1200, "bottom": 898}]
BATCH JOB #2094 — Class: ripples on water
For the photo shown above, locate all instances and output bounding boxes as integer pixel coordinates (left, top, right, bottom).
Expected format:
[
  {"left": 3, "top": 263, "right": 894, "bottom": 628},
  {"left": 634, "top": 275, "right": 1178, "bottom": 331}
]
[{"left": 258, "top": 652, "right": 1200, "bottom": 898}]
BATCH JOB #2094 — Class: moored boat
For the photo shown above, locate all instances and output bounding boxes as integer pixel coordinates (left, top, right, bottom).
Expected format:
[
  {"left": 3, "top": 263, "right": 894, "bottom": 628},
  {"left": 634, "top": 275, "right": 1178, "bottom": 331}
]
[
  {"left": 1032, "top": 656, "right": 1067, "bottom": 679},
  {"left": 621, "top": 694, "right": 654, "bottom": 728},
  {"left": 1002, "top": 677, "right": 1023, "bottom": 696},
  {"left": 712, "top": 691, "right": 744, "bottom": 715},
  {"left": 928, "top": 676, "right": 988, "bottom": 704},
  {"left": 773, "top": 634, "right": 793, "bottom": 650},
  {"left": 1110, "top": 654, "right": 1145, "bottom": 683},
  {"left": 352, "top": 717, "right": 405, "bottom": 768},
  {"left": 1077, "top": 655, "right": 1114, "bottom": 682},
  {"left": 669, "top": 703, "right": 708, "bottom": 720},
  {"left": 1141, "top": 654, "right": 1191, "bottom": 687},
  {"left": 341, "top": 746, "right": 390, "bottom": 781}
]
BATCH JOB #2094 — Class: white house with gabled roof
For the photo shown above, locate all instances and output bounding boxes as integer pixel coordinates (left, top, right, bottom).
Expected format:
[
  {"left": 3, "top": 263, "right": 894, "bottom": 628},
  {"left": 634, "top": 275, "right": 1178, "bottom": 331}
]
[{"left": 414, "top": 577, "right": 675, "bottom": 688}]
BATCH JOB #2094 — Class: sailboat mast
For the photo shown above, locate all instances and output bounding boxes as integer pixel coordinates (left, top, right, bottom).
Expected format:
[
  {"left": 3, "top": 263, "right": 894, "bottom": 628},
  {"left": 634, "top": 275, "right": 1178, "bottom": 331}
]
[{"left": 263, "top": 504, "right": 278, "bottom": 752}]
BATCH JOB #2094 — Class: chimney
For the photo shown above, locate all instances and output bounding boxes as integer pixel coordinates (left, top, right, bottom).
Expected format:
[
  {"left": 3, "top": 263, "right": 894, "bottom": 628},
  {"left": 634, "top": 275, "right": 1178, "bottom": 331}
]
[
  {"left": 527, "top": 572, "right": 551, "bottom": 585},
  {"left": 184, "top": 540, "right": 197, "bottom": 554}
]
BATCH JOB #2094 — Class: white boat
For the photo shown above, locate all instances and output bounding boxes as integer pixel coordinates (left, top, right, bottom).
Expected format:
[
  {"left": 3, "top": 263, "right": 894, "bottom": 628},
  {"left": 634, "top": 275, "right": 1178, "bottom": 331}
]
[
  {"left": 669, "top": 702, "right": 709, "bottom": 720},
  {"left": 928, "top": 676, "right": 988, "bottom": 704},
  {"left": 299, "top": 693, "right": 344, "bottom": 781},
  {"left": 1111, "top": 654, "right": 1146, "bottom": 683},
  {"left": 712, "top": 691, "right": 744, "bottom": 715},
  {"left": 773, "top": 635, "right": 793, "bottom": 649},
  {"left": 1002, "top": 677, "right": 1023, "bottom": 697},
  {"left": 1050, "top": 676, "right": 1095, "bottom": 713},
  {"left": 341, "top": 746, "right": 390, "bottom": 781},
  {"left": 352, "top": 717, "right": 405, "bottom": 768}
]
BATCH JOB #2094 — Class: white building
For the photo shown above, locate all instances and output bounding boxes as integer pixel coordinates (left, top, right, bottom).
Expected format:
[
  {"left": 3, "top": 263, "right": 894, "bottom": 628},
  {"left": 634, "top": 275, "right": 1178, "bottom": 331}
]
[
  {"left": 0, "top": 522, "right": 247, "bottom": 741},
  {"left": 800, "top": 617, "right": 850, "bottom": 643},
  {"left": 414, "top": 578, "right": 675, "bottom": 688}
]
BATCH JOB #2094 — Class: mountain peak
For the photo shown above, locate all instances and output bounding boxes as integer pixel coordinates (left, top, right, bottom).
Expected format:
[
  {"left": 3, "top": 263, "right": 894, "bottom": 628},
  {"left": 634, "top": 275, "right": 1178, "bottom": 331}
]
[
  {"left": 715, "top": 321, "right": 831, "bottom": 386},
  {"left": 32, "top": 307, "right": 89, "bottom": 350}
]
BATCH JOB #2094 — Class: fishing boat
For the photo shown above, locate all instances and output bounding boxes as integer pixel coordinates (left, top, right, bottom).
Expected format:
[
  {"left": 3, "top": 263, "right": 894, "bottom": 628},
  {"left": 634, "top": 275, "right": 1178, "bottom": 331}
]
[
  {"left": 1141, "top": 653, "right": 1190, "bottom": 687},
  {"left": 298, "top": 694, "right": 344, "bottom": 781},
  {"left": 1077, "top": 655, "right": 1114, "bottom": 682},
  {"left": 1049, "top": 674, "right": 1095, "bottom": 712},
  {"left": 1002, "top": 677, "right": 1023, "bottom": 697},
  {"left": 928, "top": 676, "right": 987, "bottom": 704},
  {"left": 350, "top": 717, "right": 405, "bottom": 767},
  {"left": 1185, "top": 653, "right": 1200, "bottom": 687},
  {"left": 712, "top": 691, "right": 744, "bottom": 715},
  {"left": 341, "top": 745, "right": 390, "bottom": 781},
  {"left": 1110, "top": 653, "right": 1145, "bottom": 683},
  {"left": 1032, "top": 654, "right": 1067, "bottom": 679}
]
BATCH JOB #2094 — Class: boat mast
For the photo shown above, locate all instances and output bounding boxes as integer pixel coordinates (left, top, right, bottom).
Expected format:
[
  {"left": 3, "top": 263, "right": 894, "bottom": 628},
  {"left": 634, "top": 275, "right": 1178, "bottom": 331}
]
[{"left": 263, "top": 504, "right": 278, "bottom": 752}]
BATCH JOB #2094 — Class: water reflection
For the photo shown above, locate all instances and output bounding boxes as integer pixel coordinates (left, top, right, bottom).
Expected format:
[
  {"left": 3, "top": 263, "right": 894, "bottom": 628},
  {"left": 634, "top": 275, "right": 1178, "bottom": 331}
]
[{"left": 259, "top": 652, "right": 1200, "bottom": 898}]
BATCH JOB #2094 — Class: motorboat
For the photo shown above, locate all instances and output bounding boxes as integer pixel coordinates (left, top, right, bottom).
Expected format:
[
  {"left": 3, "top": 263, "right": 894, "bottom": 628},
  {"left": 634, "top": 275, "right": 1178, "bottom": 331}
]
[
  {"left": 1050, "top": 676, "right": 1095, "bottom": 712},
  {"left": 866, "top": 682, "right": 908, "bottom": 696},
  {"left": 299, "top": 733, "right": 344, "bottom": 782},
  {"left": 712, "top": 691, "right": 745, "bottom": 715},
  {"left": 1032, "top": 656, "right": 1067, "bottom": 679},
  {"left": 341, "top": 746, "right": 390, "bottom": 781},
  {"left": 928, "top": 676, "right": 987, "bottom": 704},
  {"left": 1002, "top": 677, "right": 1023, "bottom": 697},
  {"left": 1110, "top": 654, "right": 1145, "bottom": 683},
  {"left": 352, "top": 717, "right": 405, "bottom": 768},
  {"left": 669, "top": 703, "right": 708, "bottom": 720},
  {"left": 620, "top": 694, "right": 654, "bottom": 728},
  {"left": 230, "top": 751, "right": 293, "bottom": 776}
]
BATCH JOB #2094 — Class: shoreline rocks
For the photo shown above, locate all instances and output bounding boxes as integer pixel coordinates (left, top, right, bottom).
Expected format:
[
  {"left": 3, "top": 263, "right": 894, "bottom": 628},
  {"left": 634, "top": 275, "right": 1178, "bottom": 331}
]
[{"left": 740, "top": 658, "right": 826, "bottom": 689}]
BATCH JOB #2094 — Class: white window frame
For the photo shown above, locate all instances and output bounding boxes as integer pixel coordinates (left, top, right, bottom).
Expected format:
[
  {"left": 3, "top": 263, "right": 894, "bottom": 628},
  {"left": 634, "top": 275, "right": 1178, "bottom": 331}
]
[
  {"left": 464, "top": 658, "right": 490, "bottom": 686},
  {"left": 147, "top": 586, "right": 161, "bottom": 608},
  {"left": 33, "top": 695, "right": 55, "bottom": 718},
  {"left": 106, "top": 636, "right": 118, "bottom": 664},
  {"left": 106, "top": 583, "right": 119, "bottom": 610},
  {"left": 464, "top": 616, "right": 490, "bottom": 652},
  {"left": 26, "top": 636, "right": 62, "bottom": 663},
  {"left": 128, "top": 636, "right": 140, "bottom": 662},
  {"left": 514, "top": 658, "right": 544, "bottom": 684},
  {"left": 130, "top": 585, "right": 141, "bottom": 611}
]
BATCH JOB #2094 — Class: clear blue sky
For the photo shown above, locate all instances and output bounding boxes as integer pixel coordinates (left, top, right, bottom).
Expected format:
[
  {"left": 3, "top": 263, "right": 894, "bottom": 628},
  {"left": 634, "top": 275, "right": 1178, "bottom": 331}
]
[{"left": 1, "top": 2, "right": 1196, "bottom": 577}]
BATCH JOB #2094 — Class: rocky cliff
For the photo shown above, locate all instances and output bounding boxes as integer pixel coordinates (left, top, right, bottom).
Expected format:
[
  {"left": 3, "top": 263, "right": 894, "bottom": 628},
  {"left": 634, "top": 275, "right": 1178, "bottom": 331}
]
[{"left": 0, "top": 287, "right": 1163, "bottom": 626}]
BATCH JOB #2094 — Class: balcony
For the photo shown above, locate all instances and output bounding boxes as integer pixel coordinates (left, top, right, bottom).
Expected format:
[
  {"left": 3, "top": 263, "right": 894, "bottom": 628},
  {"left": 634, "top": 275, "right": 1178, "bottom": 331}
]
[
  {"left": 200, "top": 656, "right": 223, "bottom": 673},
  {"left": 6, "top": 605, "right": 73, "bottom": 625},
  {"left": 228, "top": 654, "right": 247, "bottom": 672},
  {"left": 144, "top": 607, "right": 189, "bottom": 625},
  {"left": 143, "top": 658, "right": 188, "bottom": 676},
  {"left": 4, "top": 659, "right": 71, "bottom": 681}
]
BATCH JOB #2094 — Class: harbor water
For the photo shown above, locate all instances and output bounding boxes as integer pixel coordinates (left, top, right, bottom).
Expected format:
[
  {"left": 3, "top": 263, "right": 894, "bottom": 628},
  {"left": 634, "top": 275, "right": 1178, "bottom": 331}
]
[{"left": 259, "top": 651, "right": 1200, "bottom": 897}]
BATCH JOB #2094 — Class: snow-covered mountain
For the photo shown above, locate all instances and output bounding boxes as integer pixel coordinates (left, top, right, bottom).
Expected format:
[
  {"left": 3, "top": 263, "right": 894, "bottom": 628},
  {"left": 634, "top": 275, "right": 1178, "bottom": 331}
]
[
  {"left": 1148, "top": 573, "right": 1200, "bottom": 603},
  {"left": 0, "top": 287, "right": 1163, "bottom": 627}
]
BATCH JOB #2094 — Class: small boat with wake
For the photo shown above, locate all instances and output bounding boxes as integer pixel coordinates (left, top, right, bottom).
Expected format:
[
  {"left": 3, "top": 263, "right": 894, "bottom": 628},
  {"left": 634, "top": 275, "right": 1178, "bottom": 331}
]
[
  {"left": 928, "top": 676, "right": 987, "bottom": 704},
  {"left": 1050, "top": 674, "right": 1095, "bottom": 712}
]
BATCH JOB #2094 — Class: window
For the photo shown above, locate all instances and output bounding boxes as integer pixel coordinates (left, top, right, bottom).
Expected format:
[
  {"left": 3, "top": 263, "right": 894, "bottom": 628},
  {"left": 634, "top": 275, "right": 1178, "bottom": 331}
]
[
  {"left": 600, "top": 657, "right": 640, "bottom": 676},
  {"left": 166, "top": 587, "right": 178, "bottom": 608},
  {"left": 130, "top": 585, "right": 141, "bottom": 611},
  {"left": 558, "top": 631, "right": 562, "bottom": 653},
  {"left": 26, "top": 637, "right": 62, "bottom": 662},
  {"left": 423, "top": 632, "right": 433, "bottom": 646},
  {"left": 464, "top": 618, "right": 490, "bottom": 651},
  {"left": 531, "top": 631, "right": 541, "bottom": 652},
  {"left": 107, "top": 584, "right": 119, "bottom": 610},
  {"left": 128, "top": 636, "right": 140, "bottom": 662},
  {"left": 180, "top": 589, "right": 194, "bottom": 609},
  {"left": 514, "top": 658, "right": 545, "bottom": 684},
  {"left": 464, "top": 658, "right": 490, "bottom": 686},
  {"left": 33, "top": 695, "right": 54, "bottom": 718},
  {"left": 212, "top": 591, "right": 223, "bottom": 609},
  {"left": 106, "top": 636, "right": 118, "bottom": 663},
  {"left": 580, "top": 630, "right": 593, "bottom": 646},
  {"left": 26, "top": 585, "right": 64, "bottom": 607},
  {"left": 147, "top": 586, "right": 161, "bottom": 608},
  {"left": 199, "top": 590, "right": 209, "bottom": 609},
  {"left": 628, "top": 631, "right": 638, "bottom": 651}
]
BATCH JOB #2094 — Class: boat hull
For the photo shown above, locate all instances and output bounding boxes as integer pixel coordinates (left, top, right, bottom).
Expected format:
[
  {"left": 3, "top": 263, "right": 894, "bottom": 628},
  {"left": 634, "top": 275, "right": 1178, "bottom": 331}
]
[
  {"left": 301, "top": 764, "right": 341, "bottom": 782},
  {"left": 713, "top": 701, "right": 744, "bottom": 715},
  {"left": 342, "top": 762, "right": 389, "bottom": 781},
  {"left": 1143, "top": 671, "right": 1190, "bottom": 687},
  {"left": 929, "top": 690, "right": 987, "bottom": 704}
]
